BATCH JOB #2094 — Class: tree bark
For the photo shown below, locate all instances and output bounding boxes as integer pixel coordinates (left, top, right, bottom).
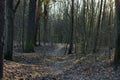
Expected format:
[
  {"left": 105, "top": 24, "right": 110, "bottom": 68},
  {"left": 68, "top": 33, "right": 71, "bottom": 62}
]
[
  {"left": 4, "top": 0, "right": 20, "bottom": 60},
  {"left": 114, "top": 0, "right": 120, "bottom": 66},
  {"left": 35, "top": 0, "right": 42, "bottom": 46},
  {"left": 93, "top": 0, "right": 103, "bottom": 53},
  {"left": 22, "top": 0, "right": 26, "bottom": 51},
  {"left": 0, "top": 0, "right": 5, "bottom": 79},
  {"left": 43, "top": 0, "right": 49, "bottom": 45},
  {"left": 4, "top": 0, "right": 14, "bottom": 60},
  {"left": 68, "top": 0, "right": 74, "bottom": 54},
  {"left": 24, "top": 0, "right": 36, "bottom": 52}
]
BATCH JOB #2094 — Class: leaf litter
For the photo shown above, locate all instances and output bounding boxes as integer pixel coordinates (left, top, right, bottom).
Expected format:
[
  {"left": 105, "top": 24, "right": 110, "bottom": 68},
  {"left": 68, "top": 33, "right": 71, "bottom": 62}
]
[{"left": 3, "top": 46, "right": 120, "bottom": 80}]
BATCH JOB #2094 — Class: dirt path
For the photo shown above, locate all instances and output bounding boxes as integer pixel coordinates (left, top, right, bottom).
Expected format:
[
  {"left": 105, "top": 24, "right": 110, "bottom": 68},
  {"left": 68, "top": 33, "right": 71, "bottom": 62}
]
[
  {"left": 44, "top": 44, "right": 66, "bottom": 57},
  {"left": 3, "top": 45, "right": 120, "bottom": 80}
]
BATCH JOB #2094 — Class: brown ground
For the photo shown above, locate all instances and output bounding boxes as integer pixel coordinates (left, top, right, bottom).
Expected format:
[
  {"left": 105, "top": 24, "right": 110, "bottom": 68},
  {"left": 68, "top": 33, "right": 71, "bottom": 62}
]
[{"left": 3, "top": 45, "right": 120, "bottom": 80}]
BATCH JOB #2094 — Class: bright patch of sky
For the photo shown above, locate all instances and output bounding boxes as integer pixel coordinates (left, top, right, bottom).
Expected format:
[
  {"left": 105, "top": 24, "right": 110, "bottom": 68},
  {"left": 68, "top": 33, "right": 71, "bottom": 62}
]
[{"left": 49, "top": 0, "right": 115, "bottom": 17}]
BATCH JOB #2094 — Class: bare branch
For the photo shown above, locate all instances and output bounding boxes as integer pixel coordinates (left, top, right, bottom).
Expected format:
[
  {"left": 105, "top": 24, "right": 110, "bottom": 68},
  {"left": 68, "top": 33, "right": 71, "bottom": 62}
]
[{"left": 14, "top": 0, "right": 20, "bottom": 13}]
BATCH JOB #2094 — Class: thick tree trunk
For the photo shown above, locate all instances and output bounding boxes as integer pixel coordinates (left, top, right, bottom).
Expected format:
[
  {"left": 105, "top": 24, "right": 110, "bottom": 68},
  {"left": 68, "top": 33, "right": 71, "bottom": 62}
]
[
  {"left": 4, "top": 0, "right": 14, "bottom": 60},
  {"left": 24, "top": 0, "right": 36, "bottom": 52},
  {"left": 114, "top": 0, "right": 120, "bottom": 66},
  {"left": 0, "top": 0, "right": 5, "bottom": 79},
  {"left": 4, "top": 0, "right": 20, "bottom": 60}
]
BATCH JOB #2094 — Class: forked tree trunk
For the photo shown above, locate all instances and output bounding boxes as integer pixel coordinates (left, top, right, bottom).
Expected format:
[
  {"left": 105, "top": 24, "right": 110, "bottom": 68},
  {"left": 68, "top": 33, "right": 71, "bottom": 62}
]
[{"left": 4, "top": 0, "right": 20, "bottom": 60}]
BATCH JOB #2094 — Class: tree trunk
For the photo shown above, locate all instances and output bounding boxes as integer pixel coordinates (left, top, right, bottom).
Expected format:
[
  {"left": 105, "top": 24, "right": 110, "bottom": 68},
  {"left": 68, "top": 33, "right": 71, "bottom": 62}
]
[
  {"left": 4, "top": 0, "right": 14, "bottom": 60},
  {"left": 4, "top": 0, "right": 20, "bottom": 60},
  {"left": 22, "top": 0, "right": 26, "bottom": 51},
  {"left": 114, "top": 0, "right": 120, "bottom": 66},
  {"left": 43, "top": 0, "right": 49, "bottom": 45},
  {"left": 81, "top": 0, "right": 86, "bottom": 54},
  {"left": 93, "top": 0, "right": 103, "bottom": 53},
  {"left": 89, "top": 0, "right": 94, "bottom": 49},
  {"left": 24, "top": 0, "right": 36, "bottom": 52},
  {"left": 35, "top": 0, "right": 42, "bottom": 46},
  {"left": 68, "top": 0, "right": 74, "bottom": 54},
  {"left": 0, "top": 0, "right": 5, "bottom": 79}
]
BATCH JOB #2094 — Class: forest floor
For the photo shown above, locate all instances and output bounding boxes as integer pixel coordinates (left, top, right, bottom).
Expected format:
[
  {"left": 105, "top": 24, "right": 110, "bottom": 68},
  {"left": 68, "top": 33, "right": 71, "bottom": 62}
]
[{"left": 3, "top": 44, "right": 120, "bottom": 80}]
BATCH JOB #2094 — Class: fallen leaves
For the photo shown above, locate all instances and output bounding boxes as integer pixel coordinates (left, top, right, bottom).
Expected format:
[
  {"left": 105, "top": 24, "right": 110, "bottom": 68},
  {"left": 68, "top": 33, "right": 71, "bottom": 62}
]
[{"left": 3, "top": 46, "right": 120, "bottom": 80}]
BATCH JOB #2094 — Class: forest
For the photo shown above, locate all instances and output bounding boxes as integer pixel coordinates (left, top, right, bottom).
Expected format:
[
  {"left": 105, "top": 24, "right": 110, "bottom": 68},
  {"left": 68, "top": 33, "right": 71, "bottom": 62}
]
[{"left": 0, "top": 0, "right": 120, "bottom": 80}]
